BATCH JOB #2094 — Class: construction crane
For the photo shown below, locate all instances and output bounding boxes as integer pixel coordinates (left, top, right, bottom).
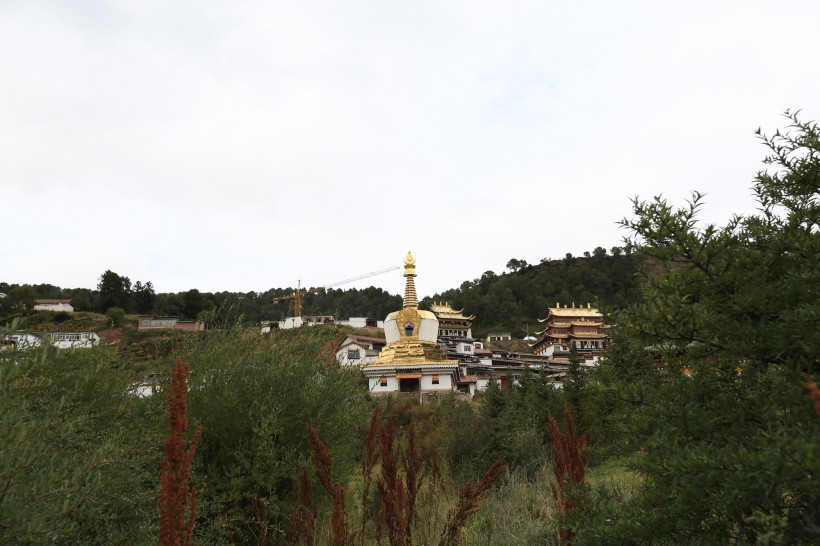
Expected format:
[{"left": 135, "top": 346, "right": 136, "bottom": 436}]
[{"left": 272, "top": 265, "right": 400, "bottom": 317}]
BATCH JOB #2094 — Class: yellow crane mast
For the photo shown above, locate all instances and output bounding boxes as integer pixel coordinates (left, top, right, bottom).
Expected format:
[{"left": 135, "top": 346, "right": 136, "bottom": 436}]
[{"left": 272, "top": 265, "right": 400, "bottom": 317}]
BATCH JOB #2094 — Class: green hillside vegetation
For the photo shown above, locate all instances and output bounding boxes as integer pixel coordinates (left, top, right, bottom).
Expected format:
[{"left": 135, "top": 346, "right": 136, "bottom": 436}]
[
  {"left": 9, "top": 311, "right": 115, "bottom": 332},
  {"left": 1, "top": 252, "right": 643, "bottom": 340},
  {"left": 1, "top": 113, "right": 817, "bottom": 544},
  {"left": 421, "top": 249, "right": 645, "bottom": 339}
]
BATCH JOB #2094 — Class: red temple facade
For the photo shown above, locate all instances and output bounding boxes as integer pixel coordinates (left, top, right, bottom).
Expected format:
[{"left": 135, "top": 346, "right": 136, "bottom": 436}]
[{"left": 531, "top": 303, "right": 610, "bottom": 362}]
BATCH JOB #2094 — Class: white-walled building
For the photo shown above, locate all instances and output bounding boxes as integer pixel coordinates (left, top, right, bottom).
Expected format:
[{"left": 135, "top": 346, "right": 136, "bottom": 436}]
[
  {"left": 33, "top": 299, "right": 74, "bottom": 313},
  {"left": 139, "top": 316, "right": 205, "bottom": 331},
  {"left": 260, "top": 315, "right": 335, "bottom": 333},
  {"left": 335, "top": 334, "right": 386, "bottom": 366},
  {"left": 2, "top": 332, "right": 42, "bottom": 350},
  {"left": 431, "top": 302, "right": 474, "bottom": 339},
  {"left": 1, "top": 331, "right": 99, "bottom": 350},
  {"left": 47, "top": 332, "right": 100, "bottom": 349},
  {"left": 338, "top": 317, "right": 385, "bottom": 329}
]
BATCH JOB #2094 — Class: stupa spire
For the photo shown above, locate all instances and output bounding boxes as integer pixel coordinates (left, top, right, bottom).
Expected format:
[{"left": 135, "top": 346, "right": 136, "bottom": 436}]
[{"left": 403, "top": 250, "right": 418, "bottom": 308}]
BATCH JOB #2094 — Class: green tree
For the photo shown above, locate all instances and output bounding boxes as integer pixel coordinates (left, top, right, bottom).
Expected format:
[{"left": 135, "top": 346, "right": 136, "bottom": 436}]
[
  {"left": 506, "top": 258, "right": 529, "bottom": 272},
  {"left": 97, "top": 270, "right": 132, "bottom": 311},
  {"left": 182, "top": 289, "right": 202, "bottom": 319},
  {"left": 106, "top": 307, "right": 126, "bottom": 327},
  {"left": 133, "top": 281, "right": 156, "bottom": 314},
  {"left": 585, "top": 111, "right": 820, "bottom": 544},
  {"left": 179, "top": 326, "right": 368, "bottom": 541},
  {"left": 8, "top": 284, "right": 36, "bottom": 312}
]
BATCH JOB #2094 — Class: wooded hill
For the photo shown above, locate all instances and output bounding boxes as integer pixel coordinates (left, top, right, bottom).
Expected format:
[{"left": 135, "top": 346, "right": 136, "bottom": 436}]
[
  {"left": 419, "top": 248, "right": 644, "bottom": 337},
  {"left": 0, "top": 247, "right": 642, "bottom": 337},
  {"left": 1, "top": 246, "right": 645, "bottom": 336}
]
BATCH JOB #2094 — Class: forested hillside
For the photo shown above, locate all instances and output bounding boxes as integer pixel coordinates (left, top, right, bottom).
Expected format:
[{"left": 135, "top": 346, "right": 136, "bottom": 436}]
[
  {"left": 421, "top": 248, "right": 644, "bottom": 337},
  {"left": 1, "top": 249, "right": 643, "bottom": 334}
]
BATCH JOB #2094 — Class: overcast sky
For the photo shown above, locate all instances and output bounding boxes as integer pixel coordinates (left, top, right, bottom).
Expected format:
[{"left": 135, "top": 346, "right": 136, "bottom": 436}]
[{"left": 2, "top": 0, "right": 818, "bottom": 299}]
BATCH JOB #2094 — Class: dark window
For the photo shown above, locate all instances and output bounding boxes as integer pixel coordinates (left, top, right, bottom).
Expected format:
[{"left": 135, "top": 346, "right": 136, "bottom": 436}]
[
  {"left": 432, "top": 375, "right": 440, "bottom": 385},
  {"left": 347, "top": 349, "right": 360, "bottom": 360},
  {"left": 379, "top": 377, "right": 388, "bottom": 387},
  {"left": 404, "top": 323, "right": 414, "bottom": 336}
]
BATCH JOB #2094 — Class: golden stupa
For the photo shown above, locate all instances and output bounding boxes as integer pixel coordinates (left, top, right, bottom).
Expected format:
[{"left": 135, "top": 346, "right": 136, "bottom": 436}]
[{"left": 367, "top": 251, "right": 450, "bottom": 367}]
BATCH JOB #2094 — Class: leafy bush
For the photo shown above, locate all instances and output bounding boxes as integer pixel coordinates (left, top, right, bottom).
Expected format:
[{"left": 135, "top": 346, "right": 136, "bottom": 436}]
[
  {"left": 176, "top": 325, "right": 371, "bottom": 542},
  {"left": 106, "top": 306, "right": 126, "bottom": 327},
  {"left": 53, "top": 311, "right": 72, "bottom": 323}
]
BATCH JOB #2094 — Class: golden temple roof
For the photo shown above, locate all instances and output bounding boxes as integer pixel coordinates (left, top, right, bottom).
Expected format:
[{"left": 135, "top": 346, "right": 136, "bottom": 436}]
[
  {"left": 430, "top": 301, "right": 475, "bottom": 321},
  {"left": 368, "top": 340, "right": 450, "bottom": 367},
  {"left": 538, "top": 302, "right": 604, "bottom": 322}
]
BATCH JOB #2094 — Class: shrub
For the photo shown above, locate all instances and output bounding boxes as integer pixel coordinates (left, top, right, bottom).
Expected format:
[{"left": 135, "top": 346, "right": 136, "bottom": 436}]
[{"left": 106, "top": 307, "right": 126, "bottom": 327}]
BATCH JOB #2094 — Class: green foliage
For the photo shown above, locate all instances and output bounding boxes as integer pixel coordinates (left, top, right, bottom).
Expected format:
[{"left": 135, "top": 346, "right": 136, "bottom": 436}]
[
  {"left": 176, "top": 325, "right": 371, "bottom": 542},
  {"left": 506, "top": 258, "right": 530, "bottom": 272},
  {"left": 53, "top": 311, "right": 72, "bottom": 324},
  {"left": 618, "top": 115, "right": 818, "bottom": 372},
  {"left": 22, "top": 311, "right": 116, "bottom": 334},
  {"left": 133, "top": 281, "right": 156, "bottom": 314},
  {"left": 0, "top": 343, "right": 164, "bottom": 544},
  {"left": 421, "top": 249, "right": 644, "bottom": 337},
  {"left": 97, "top": 270, "right": 132, "bottom": 311},
  {"left": 586, "top": 363, "right": 818, "bottom": 544},
  {"left": 0, "top": 324, "right": 372, "bottom": 544},
  {"left": 182, "top": 289, "right": 203, "bottom": 319},
  {"left": 106, "top": 306, "right": 126, "bottom": 327},
  {"left": 582, "top": 111, "right": 820, "bottom": 544}
]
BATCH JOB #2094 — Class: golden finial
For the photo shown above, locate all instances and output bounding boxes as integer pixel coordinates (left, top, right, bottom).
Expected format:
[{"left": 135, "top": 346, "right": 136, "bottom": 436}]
[{"left": 403, "top": 251, "right": 418, "bottom": 308}]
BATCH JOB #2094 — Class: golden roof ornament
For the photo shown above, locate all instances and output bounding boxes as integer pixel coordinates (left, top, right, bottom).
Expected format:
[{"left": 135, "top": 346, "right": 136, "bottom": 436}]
[{"left": 403, "top": 250, "right": 418, "bottom": 308}]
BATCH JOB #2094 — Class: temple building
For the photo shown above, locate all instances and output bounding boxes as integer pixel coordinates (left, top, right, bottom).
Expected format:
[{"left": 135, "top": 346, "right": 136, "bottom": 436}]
[
  {"left": 531, "top": 303, "right": 611, "bottom": 363},
  {"left": 430, "top": 301, "right": 476, "bottom": 357},
  {"left": 361, "top": 252, "right": 459, "bottom": 400},
  {"left": 431, "top": 302, "right": 474, "bottom": 339}
]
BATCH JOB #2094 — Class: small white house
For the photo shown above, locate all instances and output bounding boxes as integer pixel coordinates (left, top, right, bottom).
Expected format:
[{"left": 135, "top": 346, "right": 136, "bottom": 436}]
[
  {"left": 2, "top": 331, "right": 99, "bottom": 350},
  {"left": 455, "top": 341, "right": 474, "bottom": 355},
  {"left": 486, "top": 332, "right": 512, "bottom": 342},
  {"left": 338, "top": 317, "right": 385, "bottom": 329},
  {"left": 474, "top": 348, "right": 493, "bottom": 366},
  {"left": 260, "top": 315, "right": 335, "bottom": 332},
  {"left": 34, "top": 299, "right": 74, "bottom": 313},
  {"left": 138, "top": 316, "right": 179, "bottom": 330},
  {"left": 335, "top": 335, "right": 386, "bottom": 366},
  {"left": 2, "top": 332, "right": 42, "bottom": 350},
  {"left": 47, "top": 332, "right": 100, "bottom": 349}
]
